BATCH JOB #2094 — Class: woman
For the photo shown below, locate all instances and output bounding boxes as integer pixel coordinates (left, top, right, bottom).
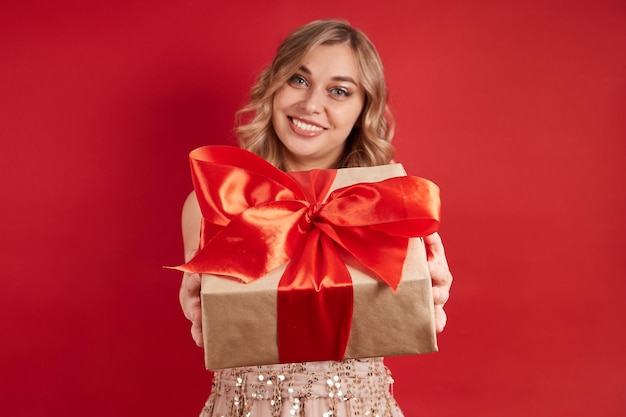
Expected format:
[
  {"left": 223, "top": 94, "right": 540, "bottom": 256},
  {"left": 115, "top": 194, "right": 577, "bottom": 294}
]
[{"left": 180, "top": 19, "right": 453, "bottom": 417}]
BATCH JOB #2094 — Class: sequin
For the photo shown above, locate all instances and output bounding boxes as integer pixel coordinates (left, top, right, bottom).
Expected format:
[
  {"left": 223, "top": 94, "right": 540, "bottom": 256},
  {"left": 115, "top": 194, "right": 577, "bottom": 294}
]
[{"left": 199, "top": 358, "right": 405, "bottom": 417}]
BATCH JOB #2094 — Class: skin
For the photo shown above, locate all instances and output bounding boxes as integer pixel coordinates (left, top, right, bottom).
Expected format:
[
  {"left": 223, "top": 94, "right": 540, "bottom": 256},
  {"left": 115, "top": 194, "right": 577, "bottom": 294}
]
[{"left": 179, "top": 43, "right": 453, "bottom": 347}]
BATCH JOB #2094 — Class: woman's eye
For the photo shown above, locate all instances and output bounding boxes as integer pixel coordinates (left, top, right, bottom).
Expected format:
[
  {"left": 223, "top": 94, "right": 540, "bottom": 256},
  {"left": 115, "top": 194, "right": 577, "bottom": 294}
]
[
  {"left": 288, "top": 74, "right": 308, "bottom": 87},
  {"left": 330, "top": 87, "right": 351, "bottom": 98}
]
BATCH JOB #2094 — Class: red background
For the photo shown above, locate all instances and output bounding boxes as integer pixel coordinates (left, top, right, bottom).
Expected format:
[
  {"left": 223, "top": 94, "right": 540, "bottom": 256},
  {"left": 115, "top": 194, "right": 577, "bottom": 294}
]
[{"left": 1, "top": 1, "right": 625, "bottom": 416}]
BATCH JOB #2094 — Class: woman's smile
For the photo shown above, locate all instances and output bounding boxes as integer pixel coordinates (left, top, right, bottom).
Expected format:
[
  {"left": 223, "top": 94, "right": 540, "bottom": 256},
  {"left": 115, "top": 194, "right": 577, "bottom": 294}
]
[{"left": 289, "top": 116, "right": 326, "bottom": 136}]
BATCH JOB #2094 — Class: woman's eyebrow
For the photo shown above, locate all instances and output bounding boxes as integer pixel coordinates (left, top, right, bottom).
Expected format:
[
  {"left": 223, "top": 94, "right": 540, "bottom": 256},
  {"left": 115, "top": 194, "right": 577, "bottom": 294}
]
[{"left": 298, "top": 65, "right": 359, "bottom": 86}]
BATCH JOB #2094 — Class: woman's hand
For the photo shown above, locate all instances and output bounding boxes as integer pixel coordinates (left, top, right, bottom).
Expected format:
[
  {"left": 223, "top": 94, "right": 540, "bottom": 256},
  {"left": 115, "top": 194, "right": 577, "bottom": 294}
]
[
  {"left": 424, "top": 232, "right": 453, "bottom": 333},
  {"left": 179, "top": 268, "right": 204, "bottom": 347}
]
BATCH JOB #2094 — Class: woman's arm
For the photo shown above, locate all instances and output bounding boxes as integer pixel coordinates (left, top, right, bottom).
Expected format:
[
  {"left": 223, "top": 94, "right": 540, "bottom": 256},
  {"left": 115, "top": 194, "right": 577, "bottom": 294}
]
[{"left": 179, "top": 191, "right": 204, "bottom": 347}]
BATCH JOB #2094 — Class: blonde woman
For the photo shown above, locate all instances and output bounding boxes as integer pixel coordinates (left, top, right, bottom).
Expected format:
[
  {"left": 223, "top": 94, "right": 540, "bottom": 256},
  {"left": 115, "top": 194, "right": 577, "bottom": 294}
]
[{"left": 180, "top": 19, "right": 453, "bottom": 417}]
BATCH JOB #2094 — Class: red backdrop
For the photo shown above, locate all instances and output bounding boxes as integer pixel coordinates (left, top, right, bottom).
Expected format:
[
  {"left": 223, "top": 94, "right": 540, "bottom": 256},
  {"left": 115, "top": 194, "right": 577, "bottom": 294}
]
[{"left": 1, "top": 1, "right": 625, "bottom": 416}]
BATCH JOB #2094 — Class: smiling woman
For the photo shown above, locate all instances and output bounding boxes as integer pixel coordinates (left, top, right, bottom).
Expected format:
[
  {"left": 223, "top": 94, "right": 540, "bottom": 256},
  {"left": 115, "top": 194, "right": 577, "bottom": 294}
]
[
  {"left": 235, "top": 19, "right": 396, "bottom": 172},
  {"left": 178, "top": 19, "right": 453, "bottom": 417},
  {"left": 272, "top": 43, "right": 365, "bottom": 171}
]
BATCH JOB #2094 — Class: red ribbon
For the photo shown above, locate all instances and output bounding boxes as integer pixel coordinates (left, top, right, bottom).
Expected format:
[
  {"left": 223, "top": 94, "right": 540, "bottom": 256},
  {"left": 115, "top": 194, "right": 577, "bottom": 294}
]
[{"left": 176, "top": 146, "right": 441, "bottom": 363}]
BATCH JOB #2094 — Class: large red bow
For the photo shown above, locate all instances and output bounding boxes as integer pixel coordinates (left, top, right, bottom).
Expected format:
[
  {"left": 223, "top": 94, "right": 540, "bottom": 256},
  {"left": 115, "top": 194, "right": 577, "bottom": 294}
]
[{"left": 177, "top": 146, "right": 441, "bottom": 363}]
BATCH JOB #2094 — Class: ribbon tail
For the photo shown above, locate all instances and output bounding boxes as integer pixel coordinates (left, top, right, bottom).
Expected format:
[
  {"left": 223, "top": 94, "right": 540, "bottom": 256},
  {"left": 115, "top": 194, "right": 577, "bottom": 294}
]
[{"left": 277, "top": 229, "right": 353, "bottom": 363}]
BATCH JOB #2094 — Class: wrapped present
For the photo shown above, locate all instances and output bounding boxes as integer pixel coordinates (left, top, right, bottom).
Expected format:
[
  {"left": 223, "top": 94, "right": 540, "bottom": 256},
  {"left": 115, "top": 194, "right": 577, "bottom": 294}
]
[{"left": 176, "top": 146, "right": 441, "bottom": 370}]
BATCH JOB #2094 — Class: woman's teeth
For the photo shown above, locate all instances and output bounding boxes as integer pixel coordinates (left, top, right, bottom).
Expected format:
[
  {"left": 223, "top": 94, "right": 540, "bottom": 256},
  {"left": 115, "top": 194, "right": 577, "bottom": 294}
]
[{"left": 292, "top": 118, "right": 323, "bottom": 132}]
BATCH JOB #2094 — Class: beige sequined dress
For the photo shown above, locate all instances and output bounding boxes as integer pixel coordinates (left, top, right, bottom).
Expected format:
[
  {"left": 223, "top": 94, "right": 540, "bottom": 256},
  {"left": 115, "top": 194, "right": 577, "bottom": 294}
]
[{"left": 198, "top": 358, "right": 404, "bottom": 417}]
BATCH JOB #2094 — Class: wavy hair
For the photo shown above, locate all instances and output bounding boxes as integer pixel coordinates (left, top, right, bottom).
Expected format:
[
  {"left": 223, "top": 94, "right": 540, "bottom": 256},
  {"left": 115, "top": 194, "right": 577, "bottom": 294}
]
[{"left": 235, "top": 19, "right": 395, "bottom": 170}]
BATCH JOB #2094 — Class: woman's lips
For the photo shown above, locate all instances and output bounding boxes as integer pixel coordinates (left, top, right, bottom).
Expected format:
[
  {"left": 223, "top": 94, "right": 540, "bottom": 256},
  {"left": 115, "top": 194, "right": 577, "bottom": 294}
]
[{"left": 289, "top": 117, "right": 325, "bottom": 137}]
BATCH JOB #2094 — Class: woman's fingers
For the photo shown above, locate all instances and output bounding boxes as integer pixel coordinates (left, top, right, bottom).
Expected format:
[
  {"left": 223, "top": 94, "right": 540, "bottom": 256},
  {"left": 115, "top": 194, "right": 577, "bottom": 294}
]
[
  {"left": 180, "top": 271, "right": 203, "bottom": 347},
  {"left": 424, "top": 233, "right": 453, "bottom": 333}
]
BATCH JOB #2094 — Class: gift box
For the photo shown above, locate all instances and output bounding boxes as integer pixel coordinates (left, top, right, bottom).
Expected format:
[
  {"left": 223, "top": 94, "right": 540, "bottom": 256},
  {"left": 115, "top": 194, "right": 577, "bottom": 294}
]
[{"left": 178, "top": 146, "right": 441, "bottom": 370}]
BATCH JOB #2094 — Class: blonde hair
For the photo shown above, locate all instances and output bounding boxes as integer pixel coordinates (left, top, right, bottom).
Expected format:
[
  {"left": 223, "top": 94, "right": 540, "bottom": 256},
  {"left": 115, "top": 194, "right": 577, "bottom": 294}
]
[{"left": 236, "top": 19, "right": 395, "bottom": 170}]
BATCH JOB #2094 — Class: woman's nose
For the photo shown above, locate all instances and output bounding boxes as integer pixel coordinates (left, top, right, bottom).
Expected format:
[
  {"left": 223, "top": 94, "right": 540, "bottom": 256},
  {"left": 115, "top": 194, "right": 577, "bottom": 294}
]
[{"left": 299, "top": 88, "right": 323, "bottom": 113}]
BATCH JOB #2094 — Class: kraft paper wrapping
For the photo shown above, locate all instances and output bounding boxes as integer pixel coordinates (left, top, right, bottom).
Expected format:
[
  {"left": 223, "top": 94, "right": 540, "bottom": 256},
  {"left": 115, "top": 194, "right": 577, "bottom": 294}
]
[{"left": 200, "top": 163, "right": 437, "bottom": 370}]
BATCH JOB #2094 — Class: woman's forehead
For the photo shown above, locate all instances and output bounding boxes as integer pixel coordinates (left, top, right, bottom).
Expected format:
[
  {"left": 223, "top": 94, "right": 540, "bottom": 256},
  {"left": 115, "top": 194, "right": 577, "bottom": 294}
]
[{"left": 297, "top": 44, "right": 360, "bottom": 81}]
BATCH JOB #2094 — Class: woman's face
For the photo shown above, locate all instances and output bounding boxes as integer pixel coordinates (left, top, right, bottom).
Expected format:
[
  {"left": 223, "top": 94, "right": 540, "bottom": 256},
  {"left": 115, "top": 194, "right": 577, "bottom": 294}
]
[{"left": 272, "top": 43, "right": 365, "bottom": 171}]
